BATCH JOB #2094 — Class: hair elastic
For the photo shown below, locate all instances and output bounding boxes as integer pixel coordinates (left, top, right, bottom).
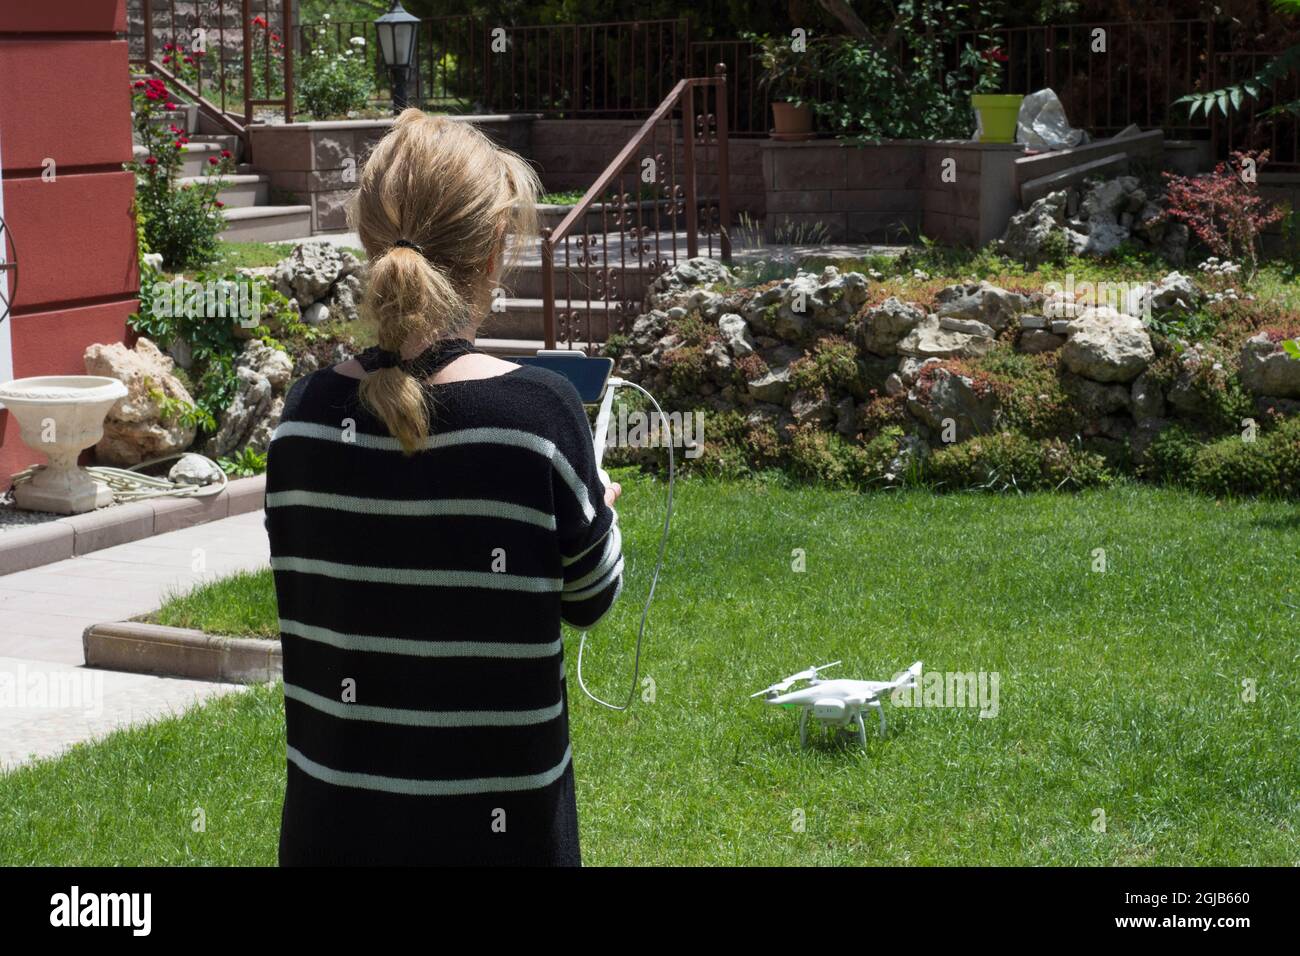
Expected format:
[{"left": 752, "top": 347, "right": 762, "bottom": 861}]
[{"left": 393, "top": 238, "right": 422, "bottom": 252}]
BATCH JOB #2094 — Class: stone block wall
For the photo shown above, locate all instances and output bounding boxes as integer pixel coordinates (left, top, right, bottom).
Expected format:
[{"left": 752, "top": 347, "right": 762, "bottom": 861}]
[{"left": 248, "top": 115, "right": 538, "bottom": 234}]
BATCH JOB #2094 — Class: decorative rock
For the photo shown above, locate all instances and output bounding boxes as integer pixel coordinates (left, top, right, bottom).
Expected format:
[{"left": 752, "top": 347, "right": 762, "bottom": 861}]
[
  {"left": 896, "top": 315, "right": 995, "bottom": 360},
  {"left": 168, "top": 452, "right": 224, "bottom": 486},
  {"left": 1018, "top": 330, "right": 1066, "bottom": 354},
  {"left": 748, "top": 365, "right": 792, "bottom": 405},
  {"left": 939, "top": 315, "right": 996, "bottom": 338},
  {"left": 884, "top": 372, "right": 907, "bottom": 397},
  {"left": 645, "top": 256, "right": 735, "bottom": 310},
  {"left": 1133, "top": 271, "right": 1203, "bottom": 322},
  {"left": 206, "top": 340, "right": 293, "bottom": 459},
  {"left": 790, "top": 388, "right": 835, "bottom": 426},
  {"left": 629, "top": 311, "right": 668, "bottom": 349},
  {"left": 1240, "top": 332, "right": 1300, "bottom": 398},
  {"left": 833, "top": 396, "right": 857, "bottom": 437},
  {"left": 897, "top": 357, "right": 942, "bottom": 387},
  {"left": 934, "top": 281, "right": 1029, "bottom": 332},
  {"left": 1019, "top": 314, "right": 1049, "bottom": 330},
  {"left": 998, "top": 191, "right": 1068, "bottom": 264},
  {"left": 1060, "top": 307, "right": 1154, "bottom": 383},
  {"left": 83, "top": 337, "right": 197, "bottom": 467},
  {"left": 1062, "top": 372, "right": 1131, "bottom": 418},
  {"left": 906, "top": 367, "right": 996, "bottom": 443},
  {"left": 273, "top": 242, "right": 353, "bottom": 309},
  {"left": 302, "top": 301, "right": 330, "bottom": 325},
  {"left": 1130, "top": 371, "right": 1166, "bottom": 422},
  {"left": 717, "top": 313, "right": 756, "bottom": 357},
  {"left": 858, "top": 297, "right": 924, "bottom": 356}
]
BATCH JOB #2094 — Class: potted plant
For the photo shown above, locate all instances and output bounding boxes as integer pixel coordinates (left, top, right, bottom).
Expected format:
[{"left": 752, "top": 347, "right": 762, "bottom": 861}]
[
  {"left": 969, "top": 46, "right": 1022, "bottom": 143},
  {"left": 753, "top": 34, "right": 820, "bottom": 141}
]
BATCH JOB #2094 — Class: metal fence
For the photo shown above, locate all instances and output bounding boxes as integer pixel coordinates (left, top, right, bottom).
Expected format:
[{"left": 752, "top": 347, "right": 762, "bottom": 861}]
[
  {"left": 129, "top": 0, "right": 294, "bottom": 130},
  {"left": 954, "top": 19, "right": 1299, "bottom": 169},
  {"left": 127, "top": 8, "right": 1300, "bottom": 169}
]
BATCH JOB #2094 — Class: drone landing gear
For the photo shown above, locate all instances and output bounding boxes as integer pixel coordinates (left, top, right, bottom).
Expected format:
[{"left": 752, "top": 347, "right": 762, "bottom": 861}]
[{"left": 799, "top": 704, "right": 888, "bottom": 750}]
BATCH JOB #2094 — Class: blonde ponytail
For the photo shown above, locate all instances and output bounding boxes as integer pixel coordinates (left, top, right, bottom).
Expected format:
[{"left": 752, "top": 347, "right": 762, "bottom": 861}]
[{"left": 349, "top": 109, "right": 541, "bottom": 453}]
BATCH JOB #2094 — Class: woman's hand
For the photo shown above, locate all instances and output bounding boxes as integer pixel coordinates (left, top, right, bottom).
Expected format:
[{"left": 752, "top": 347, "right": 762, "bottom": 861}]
[{"left": 604, "top": 481, "right": 622, "bottom": 508}]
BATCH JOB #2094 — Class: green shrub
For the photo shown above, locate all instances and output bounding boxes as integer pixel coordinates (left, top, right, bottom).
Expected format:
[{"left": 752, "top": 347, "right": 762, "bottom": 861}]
[
  {"left": 297, "top": 42, "right": 373, "bottom": 118},
  {"left": 926, "top": 432, "right": 1111, "bottom": 491},
  {"left": 1143, "top": 417, "right": 1300, "bottom": 497},
  {"left": 975, "top": 347, "right": 1082, "bottom": 438},
  {"left": 788, "top": 335, "right": 860, "bottom": 394}
]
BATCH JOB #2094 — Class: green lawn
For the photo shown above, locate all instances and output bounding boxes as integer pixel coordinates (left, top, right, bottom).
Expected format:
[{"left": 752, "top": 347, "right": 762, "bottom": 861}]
[{"left": 3, "top": 474, "right": 1298, "bottom": 865}]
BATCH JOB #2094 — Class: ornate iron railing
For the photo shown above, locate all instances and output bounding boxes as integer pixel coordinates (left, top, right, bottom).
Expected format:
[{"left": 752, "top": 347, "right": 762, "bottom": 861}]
[
  {"left": 540, "top": 65, "right": 731, "bottom": 350},
  {"left": 129, "top": 0, "right": 295, "bottom": 151}
]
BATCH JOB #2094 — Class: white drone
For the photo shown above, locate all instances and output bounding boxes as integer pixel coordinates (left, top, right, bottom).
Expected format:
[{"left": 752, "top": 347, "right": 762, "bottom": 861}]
[{"left": 751, "top": 660, "right": 923, "bottom": 748}]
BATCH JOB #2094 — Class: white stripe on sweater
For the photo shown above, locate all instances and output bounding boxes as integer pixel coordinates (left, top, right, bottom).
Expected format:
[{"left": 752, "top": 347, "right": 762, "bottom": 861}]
[
  {"left": 564, "top": 523, "right": 623, "bottom": 592},
  {"left": 272, "top": 555, "right": 563, "bottom": 592},
  {"left": 284, "top": 682, "right": 564, "bottom": 727},
  {"left": 286, "top": 743, "right": 573, "bottom": 796},
  {"left": 561, "top": 556, "right": 624, "bottom": 602},
  {"left": 279, "top": 618, "right": 563, "bottom": 658},
  {"left": 266, "top": 490, "right": 556, "bottom": 530},
  {"left": 271, "top": 420, "right": 597, "bottom": 524}
]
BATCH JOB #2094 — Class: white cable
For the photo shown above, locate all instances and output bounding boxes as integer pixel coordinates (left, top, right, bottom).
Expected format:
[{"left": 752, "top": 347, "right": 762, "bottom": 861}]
[
  {"left": 8, "top": 452, "right": 228, "bottom": 503},
  {"left": 576, "top": 378, "right": 674, "bottom": 712}
]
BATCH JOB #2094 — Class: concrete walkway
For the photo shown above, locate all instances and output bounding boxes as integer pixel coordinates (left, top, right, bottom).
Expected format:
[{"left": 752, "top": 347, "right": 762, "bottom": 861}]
[{"left": 0, "top": 510, "right": 269, "bottom": 770}]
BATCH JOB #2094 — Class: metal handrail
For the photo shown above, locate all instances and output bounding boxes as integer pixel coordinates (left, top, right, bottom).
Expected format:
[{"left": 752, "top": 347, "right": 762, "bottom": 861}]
[
  {"left": 540, "top": 64, "right": 731, "bottom": 349},
  {"left": 136, "top": 0, "right": 296, "bottom": 157}
]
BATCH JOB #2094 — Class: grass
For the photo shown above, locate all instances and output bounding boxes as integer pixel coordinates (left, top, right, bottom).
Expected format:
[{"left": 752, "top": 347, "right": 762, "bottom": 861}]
[
  {"left": 206, "top": 240, "right": 367, "bottom": 272},
  {"left": 2, "top": 473, "right": 1298, "bottom": 865},
  {"left": 143, "top": 568, "right": 280, "bottom": 639}
]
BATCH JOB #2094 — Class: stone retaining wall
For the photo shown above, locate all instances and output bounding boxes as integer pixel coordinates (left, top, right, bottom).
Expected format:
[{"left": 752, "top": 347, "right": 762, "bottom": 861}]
[{"left": 248, "top": 115, "right": 537, "bottom": 234}]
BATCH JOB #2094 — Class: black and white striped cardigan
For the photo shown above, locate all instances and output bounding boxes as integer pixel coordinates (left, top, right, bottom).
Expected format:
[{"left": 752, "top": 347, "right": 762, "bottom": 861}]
[{"left": 264, "top": 362, "right": 622, "bottom": 865}]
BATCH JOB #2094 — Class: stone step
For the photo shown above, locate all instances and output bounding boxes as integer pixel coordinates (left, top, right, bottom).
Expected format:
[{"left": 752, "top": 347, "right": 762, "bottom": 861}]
[
  {"left": 132, "top": 141, "right": 227, "bottom": 177},
  {"left": 220, "top": 205, "right": 313, "bottom": 242},
  {"left": 178, "top": 172, "right": 268, "bottom": 208},
  {"left": 479, "top": 297, "right": 625, "bottom": 343},
  {"left": 500, "top": 261, "right": 663, "bottom": 300}
]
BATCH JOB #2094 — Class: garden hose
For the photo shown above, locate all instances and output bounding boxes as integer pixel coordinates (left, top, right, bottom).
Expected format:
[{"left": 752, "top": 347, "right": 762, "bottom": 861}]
[{"left": 8, "top": 452, "right": 228, "bottom": 504}]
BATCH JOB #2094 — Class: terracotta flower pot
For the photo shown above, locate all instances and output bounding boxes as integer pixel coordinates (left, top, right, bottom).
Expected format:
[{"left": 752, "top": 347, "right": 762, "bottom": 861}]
[{"left": 770, "top": 101, "right": 814, "bottom": 141}]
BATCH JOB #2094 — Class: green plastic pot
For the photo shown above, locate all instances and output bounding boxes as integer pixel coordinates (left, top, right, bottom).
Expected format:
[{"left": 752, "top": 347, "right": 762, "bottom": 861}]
[{"left": 971, "top": 94, "right": 1024, "bottom": 143}]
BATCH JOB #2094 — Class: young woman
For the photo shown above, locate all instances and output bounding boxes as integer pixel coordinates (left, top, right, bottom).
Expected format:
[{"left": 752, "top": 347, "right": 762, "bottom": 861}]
[{"left": 264, "top": 110, "right": 623, "bottom": 866}]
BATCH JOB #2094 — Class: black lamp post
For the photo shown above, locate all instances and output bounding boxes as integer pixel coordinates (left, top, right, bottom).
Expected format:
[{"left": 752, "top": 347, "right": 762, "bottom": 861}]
[{"left": 375, "top": 1, "right": 420, "bottom": 114}]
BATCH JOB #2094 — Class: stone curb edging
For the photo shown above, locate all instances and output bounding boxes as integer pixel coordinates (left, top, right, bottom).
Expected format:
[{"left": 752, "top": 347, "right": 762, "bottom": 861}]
[
  {"left": 83, "top": 620, "right": 281, "bottom": 685},
  {"left": 0, "top": 474, "right": 266, "bottom": 576}
]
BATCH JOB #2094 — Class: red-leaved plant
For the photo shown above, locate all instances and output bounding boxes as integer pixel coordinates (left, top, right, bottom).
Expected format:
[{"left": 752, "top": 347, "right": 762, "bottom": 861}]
[{"left": 1162, "top": 150, "right": 1290, "bottom": 279}]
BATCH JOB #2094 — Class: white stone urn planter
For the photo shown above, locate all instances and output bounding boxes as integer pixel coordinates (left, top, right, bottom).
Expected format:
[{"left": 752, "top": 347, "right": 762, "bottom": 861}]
[{"left": 0, "top": 376, "right": 128, "bottom": 514}]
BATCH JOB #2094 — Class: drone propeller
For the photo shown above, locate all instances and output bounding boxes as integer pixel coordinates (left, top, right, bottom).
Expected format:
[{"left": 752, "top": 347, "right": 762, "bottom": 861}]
[{"left": 750, "top": 660, "right": 842, "bottom": 698}]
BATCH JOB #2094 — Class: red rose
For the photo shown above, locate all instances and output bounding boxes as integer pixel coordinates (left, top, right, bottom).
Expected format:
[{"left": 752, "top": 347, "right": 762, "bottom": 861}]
[
  {"left": 184, "top": 55, "right": 194, "bottom": 64},
  {"left": 165, "top": 102, "right": 177, "bottom": 110},
  {"left": 209, "top": 156, "right": 218, "bottom": 165},
  {"left": 146, "top": 157, "right": 158, "bottom": 166},
  {"left": 162, "top": 55, "right": 172, "bottom": 64},
  {"left": 221, "top": 149, "right": 232, "bottom": 158},
  {"left": 216, "top": 201, "right": 225, "bottom": 208}
]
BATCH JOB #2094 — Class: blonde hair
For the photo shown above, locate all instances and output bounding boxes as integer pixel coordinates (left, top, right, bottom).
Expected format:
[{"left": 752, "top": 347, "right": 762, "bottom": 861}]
[{"left": 348, "top": 109, "right": 540, "bottom": 453}]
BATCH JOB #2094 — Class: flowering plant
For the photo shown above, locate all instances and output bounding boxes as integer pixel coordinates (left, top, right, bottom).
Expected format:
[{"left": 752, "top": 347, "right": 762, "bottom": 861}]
[
  {"left": 126, "top": 75, "right": 234, "bottom": 269},
  {"left": 298, "top": 32, "right": 373, "bottom": 118}
]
